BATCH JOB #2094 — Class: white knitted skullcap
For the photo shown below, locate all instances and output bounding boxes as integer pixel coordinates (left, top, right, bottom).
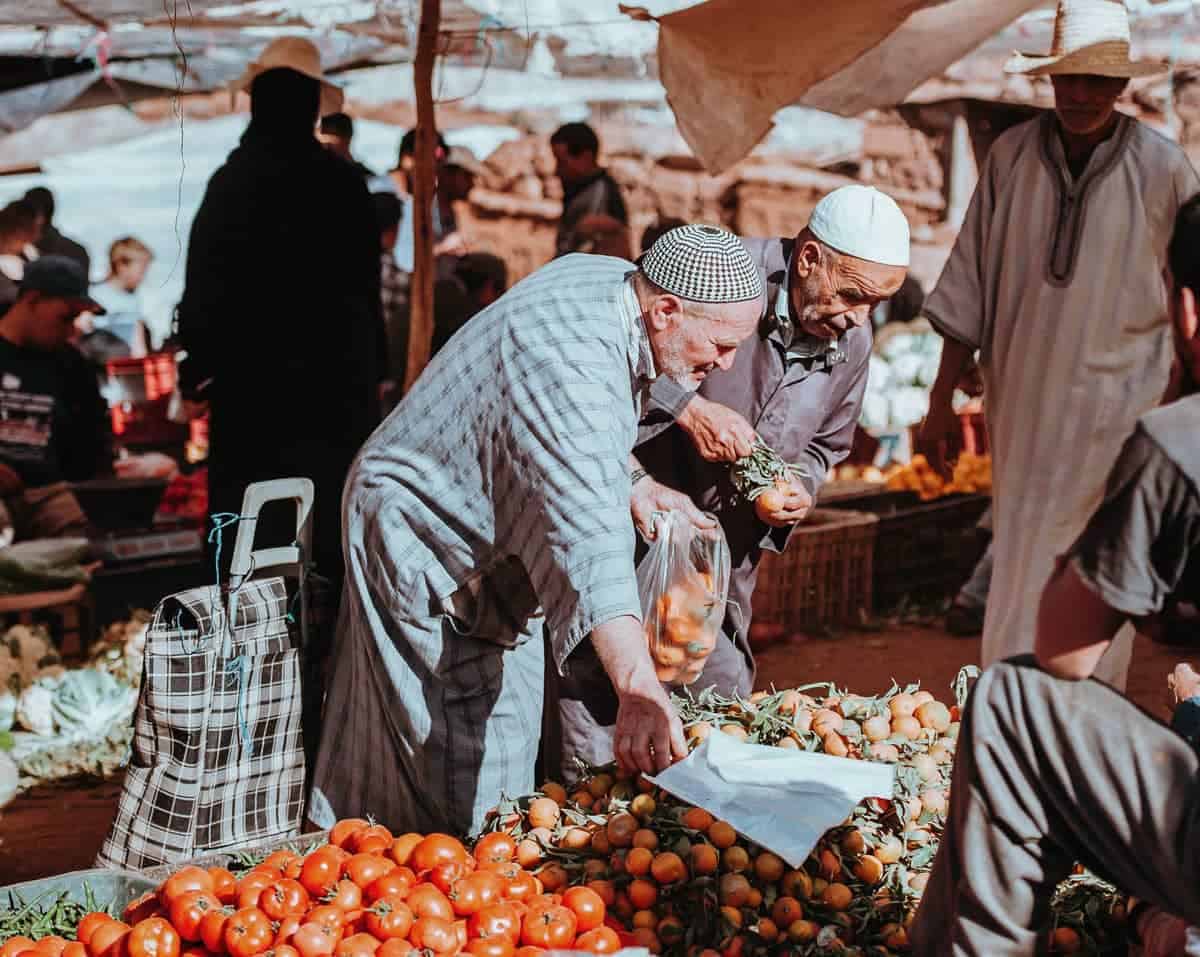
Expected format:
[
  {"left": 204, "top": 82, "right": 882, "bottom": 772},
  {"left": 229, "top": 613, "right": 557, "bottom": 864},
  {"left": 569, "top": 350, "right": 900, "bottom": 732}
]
[
  {"left": 640, "top": 224, "right": 763, "bottom": 303},
  {"left": 809, "top": 186, "right": 911, "bottom": 268}
]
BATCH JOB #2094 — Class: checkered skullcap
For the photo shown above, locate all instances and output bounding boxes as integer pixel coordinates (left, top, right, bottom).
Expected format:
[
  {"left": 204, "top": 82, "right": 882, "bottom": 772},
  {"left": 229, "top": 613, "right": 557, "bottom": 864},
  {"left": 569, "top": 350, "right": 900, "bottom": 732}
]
[{"left": 640, "top": 224, "right": 763, "bottom": 304}]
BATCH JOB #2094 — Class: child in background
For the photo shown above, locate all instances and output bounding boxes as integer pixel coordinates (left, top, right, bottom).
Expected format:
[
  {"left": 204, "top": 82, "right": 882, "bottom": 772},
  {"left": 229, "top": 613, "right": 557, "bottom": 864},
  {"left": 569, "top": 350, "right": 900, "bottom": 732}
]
[{"left": 78, "top": 237, "right": 153, "bottom": 361}]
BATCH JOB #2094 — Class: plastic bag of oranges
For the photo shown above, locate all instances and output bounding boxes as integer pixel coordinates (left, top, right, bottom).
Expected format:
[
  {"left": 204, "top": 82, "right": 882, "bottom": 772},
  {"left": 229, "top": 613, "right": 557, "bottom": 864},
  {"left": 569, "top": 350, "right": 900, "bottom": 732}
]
[{"left": 638, "top": 510, "right": 731, "bottom": 685}]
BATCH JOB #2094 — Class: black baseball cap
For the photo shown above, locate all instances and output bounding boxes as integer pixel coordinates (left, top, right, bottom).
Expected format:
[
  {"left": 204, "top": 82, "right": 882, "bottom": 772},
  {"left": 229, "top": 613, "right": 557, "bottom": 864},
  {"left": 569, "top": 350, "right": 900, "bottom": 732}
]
[{"left": 19, "top": 256, "right": 105, "bottom": 315}]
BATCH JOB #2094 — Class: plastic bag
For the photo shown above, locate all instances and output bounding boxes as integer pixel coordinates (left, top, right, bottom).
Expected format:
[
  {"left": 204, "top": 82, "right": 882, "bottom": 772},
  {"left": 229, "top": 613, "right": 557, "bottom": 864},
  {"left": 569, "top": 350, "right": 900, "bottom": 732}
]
[{"left": 637, "top": 511, "right": 731, "bottom": 685}]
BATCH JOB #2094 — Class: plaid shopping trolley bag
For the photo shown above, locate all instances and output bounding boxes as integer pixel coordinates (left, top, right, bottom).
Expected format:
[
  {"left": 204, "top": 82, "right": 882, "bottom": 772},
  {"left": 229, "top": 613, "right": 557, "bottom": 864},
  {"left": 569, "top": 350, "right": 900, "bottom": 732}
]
[{"left": 98, "top": 479, "right": 313, "bottom": 869}]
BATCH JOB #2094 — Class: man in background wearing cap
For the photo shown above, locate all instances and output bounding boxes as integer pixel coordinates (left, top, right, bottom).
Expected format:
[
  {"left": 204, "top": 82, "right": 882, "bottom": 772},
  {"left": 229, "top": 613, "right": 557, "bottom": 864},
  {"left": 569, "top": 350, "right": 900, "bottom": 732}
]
[
  {"left": 553, "top": 189, "right": 910, "bottom": 770},
  {"left": 177, "top": 37, "right": 383, "bottom": 764},
  {"left": 310, "top": 228, "right": 764, "bottom": 836},
  {"left": 919, "top": 0, "right": 1200, "bottom": 687},
  {"left": 0, "top": 257, "right": 173, "bottom": 541},
  {"left": 318, "top": 112, "right": 375, "bottom": 180}
]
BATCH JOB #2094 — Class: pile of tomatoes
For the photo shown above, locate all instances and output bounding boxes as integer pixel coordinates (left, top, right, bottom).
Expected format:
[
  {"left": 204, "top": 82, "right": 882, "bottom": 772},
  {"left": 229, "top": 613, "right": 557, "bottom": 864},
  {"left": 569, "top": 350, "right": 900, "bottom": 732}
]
[{"left": 0, "top": 827, "right": 622, "bottom": 957}]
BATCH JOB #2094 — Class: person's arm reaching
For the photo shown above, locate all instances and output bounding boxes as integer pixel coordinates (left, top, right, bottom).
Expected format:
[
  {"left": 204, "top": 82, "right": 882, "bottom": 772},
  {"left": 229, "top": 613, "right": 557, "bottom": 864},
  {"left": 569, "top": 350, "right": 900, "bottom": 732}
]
[
  {"left": 591, "top": 615, "right": 688, "bottom": 774},
  {"left": 1036, "top": 427, "right": 1200, "bottom": 679},
  {"left": 643, "top": 379, "right": 756, "bottom": 463}
]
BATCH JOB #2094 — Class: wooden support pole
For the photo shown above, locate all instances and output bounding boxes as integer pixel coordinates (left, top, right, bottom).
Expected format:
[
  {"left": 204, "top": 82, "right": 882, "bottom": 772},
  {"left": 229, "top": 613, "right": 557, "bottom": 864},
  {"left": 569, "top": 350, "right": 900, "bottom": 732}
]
[{"left": 404, "top": 0, "right": 441, "bottom": 393}]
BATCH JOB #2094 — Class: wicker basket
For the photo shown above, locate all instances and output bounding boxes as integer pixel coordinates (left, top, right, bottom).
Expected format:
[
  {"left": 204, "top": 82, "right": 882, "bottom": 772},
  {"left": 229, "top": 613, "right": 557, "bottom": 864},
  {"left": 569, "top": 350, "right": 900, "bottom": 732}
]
[
  {"left": 753, "top": 508, "right": 878, "bottom": 631},
  {"left": 827, "top": 491, "right": 990, "bottom": 610}
]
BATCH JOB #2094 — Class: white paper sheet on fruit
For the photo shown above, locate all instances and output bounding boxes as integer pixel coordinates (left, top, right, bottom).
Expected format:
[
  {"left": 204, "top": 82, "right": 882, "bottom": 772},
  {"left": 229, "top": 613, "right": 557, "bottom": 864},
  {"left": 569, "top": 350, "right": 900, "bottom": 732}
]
[{"left": 647, "top": 731, "right": 895, "bottom": 867}]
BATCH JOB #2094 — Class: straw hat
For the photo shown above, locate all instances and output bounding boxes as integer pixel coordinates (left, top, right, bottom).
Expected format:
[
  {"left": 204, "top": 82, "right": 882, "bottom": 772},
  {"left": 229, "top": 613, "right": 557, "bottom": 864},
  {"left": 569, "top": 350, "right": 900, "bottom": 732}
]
[
  {"left": 1004, "top": 0, "right": 1164, "bottom": 78},
  {"left": 231, "top": 37, "right": 345, "bottom": 114}
]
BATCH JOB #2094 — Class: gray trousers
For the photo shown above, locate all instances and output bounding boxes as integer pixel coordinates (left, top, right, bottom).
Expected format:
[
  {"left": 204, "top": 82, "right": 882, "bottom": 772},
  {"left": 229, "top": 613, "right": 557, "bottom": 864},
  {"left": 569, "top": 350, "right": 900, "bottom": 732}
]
[
  {"left": 911, "top": 656, "right": 1200, "bottom": 955},
  {"left": 549, "top": 627, "right": 752, "bottom": 779}
]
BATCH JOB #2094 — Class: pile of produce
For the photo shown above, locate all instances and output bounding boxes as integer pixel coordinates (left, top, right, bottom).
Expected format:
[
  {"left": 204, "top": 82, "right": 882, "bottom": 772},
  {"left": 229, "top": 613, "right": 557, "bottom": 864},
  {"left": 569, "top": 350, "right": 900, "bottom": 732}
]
[
  {"left": 0, "top": 616, "right": 148, "bottom": 799},
  {"left": 882, "top": 453, "right": 992, "bottom": 500},
  {"left": 859, "top": 326, "right": 943, "bottom": 433},
  {"left": 0, "top": 672, "right": 1126, "bottom": 957}
]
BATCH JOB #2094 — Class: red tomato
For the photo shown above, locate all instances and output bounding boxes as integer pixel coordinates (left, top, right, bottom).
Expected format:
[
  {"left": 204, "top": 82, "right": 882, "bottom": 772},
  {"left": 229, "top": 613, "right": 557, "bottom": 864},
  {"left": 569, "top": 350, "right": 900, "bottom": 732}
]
[
  {"left": 88, "top": 922, "right": 132, "bottom": 957},
  {"left": 375, "top": 943, "right": 412, "bottom": 957},
  {"left": 258, "top": 882, "right": 311, "bottom": 922},
  {"left": 325, "top": 881, "right": 363, "bottom": 914},
  {"left": 299, "top": 852, "right": 344, "bottom": 899},
  {"left": 465, "top": 940, "right": 513, "bottom": 957},
  {"left": 274, "top": 918, "right": 302, "bottom": 947},
  {"left": 574, "top": 929, "right": 620, "bottom": 955},
  {"left": 262, "top": 852, "right": 301, "bottom": 877},
  {"left": 332, "top": 937, "right": 378, "bottom": 957},
  {"left": 235, "top": 876, "right": 275, "bottom": 913},
  {"left": 514, "top": 948, "right": 545, "bottom": 957},
  {"left": 466, "top": 904, "right": 522, "bottom": 944},
  {"left": 63, "top": 943, "right": 88, "bottom": 957},
  {"left": 34, "top": 937, "right": 69, "bottom": 957},
  {"left": 410, "top": 836, "right": 469, "bottom": 876},
  {"left": 449, "top": 872, "right": 504, "bottom": 918},
  {"left": 270, "top": 948, "right": 300, "bottom": 957},
  {"left": 348, "top": 826, "right": 393, "bottom": 856},
  {"left": 408, "top": 920, "right": 458, "bottom": 957},
  {"left": 520, "top": 906, "right": 576, "bottom": 950},
  {"left": 427, "top": 862, "right": 471, "bottom": 897},
  {"left": 124, "top": 894, "right": 162, "bottom": 926},
  {"left": 0, "top": 938, "right": 36, "bottom": 957},
  {"left": 362, "top": 897, "right": 414, "bottom": 942},
  {"left": 472, "top": 834, "right": 516, "bottom": 867},
  {"left": 199, "top": 909, "right": 234, "bottom": 955},
  {"left": 307, "top": 908, "right": 350, "bottom": 936},
  {"left": 78, "top": 915, "right": 117, "bottom": 948},
  {"left": 170, "top": 892, "right": 223, "bottom": 943},
  {"left": 161, "top": 870, "right": 217, "bottom": 909},
  {"left": 404, "top": 886, "right": 454, "bottom": 923},
  {"left": 488, "top": 867, "right": 538, "bottom": 904},
  {"left": 223, "top": 909, "right": 274, "bottom": 957},
  {"left": 364, "top": 870, "right": 414, "bottom": 905},
  {"left": 128, "top": 919, "right": 181, "bottom": 957},
  {"left": 342, "top": 856, "right": 395, "bottom": 890},
  {"left": 290, "top": 925, "right": 337, "bottom": 957},
  {"left": 561, "top": 888, "right": 605, "bottom": 934},
  {"left": 329, "top": 820, "right": 369, "bottom": 850},
  {"left": 388, "top": 836, "right": 421, "bottom": 869},
  {"left": 209, "top": 871, "right": 239, "bottom": 906}
]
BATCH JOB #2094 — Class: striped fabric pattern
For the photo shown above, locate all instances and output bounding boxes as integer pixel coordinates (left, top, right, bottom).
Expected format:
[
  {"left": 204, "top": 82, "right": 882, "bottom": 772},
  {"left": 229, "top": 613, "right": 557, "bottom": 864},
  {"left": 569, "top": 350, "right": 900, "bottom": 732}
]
[
  {"left": 310, "top": 254, "right": 652, "bottom": 836},
  {"left": 98, "top": 576, "right": 305, "bottom": 869},
  {"left": 922, "top": 112, "right": 1200, "bottom": 687}
]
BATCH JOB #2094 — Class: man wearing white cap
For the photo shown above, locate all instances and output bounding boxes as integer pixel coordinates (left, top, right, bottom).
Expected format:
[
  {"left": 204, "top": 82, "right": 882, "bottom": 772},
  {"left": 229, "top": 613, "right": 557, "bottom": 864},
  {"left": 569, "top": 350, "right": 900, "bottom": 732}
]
[
  {"left": 553, "top": 187, "right": 910, "bottom": 767},
  {"left": 920, "top": 0, "right": 1200, "bottom": 688},
  {"left": 310, "top": 228, "right": 764, "bottom": 835}
]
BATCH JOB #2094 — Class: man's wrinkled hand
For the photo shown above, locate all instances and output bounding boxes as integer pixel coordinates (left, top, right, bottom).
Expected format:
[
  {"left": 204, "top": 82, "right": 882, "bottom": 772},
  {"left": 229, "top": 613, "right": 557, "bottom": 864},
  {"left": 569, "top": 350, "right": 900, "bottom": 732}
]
[
  {"left": 757, "top": 480, "right": 812, "bottom": 527},
  {"left": 631, "top": 477, "right": 716, "bottom": 541},
  {"left": 613, "top": 674, "right": 688, "bottom": 775},
  {"left": 678, "top": 396, "right": 757, "bottom": 462}
]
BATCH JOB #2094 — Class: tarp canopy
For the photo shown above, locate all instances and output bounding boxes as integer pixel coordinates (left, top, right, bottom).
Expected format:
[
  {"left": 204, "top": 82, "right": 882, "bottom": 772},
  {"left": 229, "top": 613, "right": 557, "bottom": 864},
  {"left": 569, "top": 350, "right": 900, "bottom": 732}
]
[{"left": 0, "top": 0, "right": 1193, "bottom": 170}]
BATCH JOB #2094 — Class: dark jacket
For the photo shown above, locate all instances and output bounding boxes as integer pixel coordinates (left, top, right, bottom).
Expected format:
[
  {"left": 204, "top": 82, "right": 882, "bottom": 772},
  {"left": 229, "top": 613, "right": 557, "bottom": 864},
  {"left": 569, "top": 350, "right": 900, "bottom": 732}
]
[
  {"left": 177, "top": 123, "right": 382, "bottom": 581},
  {"left": 37, "top": 226, "right": 90, "bottom": 276},
  {"left": 636, "top": 235, "right": 872, "bottom": 684}
]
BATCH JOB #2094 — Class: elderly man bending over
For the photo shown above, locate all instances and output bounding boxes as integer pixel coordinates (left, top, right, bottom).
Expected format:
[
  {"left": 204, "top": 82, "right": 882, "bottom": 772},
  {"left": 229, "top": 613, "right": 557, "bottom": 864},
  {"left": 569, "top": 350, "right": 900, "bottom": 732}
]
[{"left": 310, "top": 226, "right": 764, "bottom": 835}]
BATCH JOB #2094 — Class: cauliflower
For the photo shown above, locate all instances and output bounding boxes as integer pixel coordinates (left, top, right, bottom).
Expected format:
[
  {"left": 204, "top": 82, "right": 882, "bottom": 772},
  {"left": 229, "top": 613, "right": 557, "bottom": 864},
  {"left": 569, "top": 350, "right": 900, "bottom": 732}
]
[
  {"left": 889, "top": 352, "right": 927, "bottom": 386},
  {"left": 53, "top": 669, "right": 137, "bottom": 739},
  {"left": 867, "top": 355, "right": 892, "bottom": 393},
  {"left": 860, "top": 392, "right": 891, "bottom": 432},
  {"left": 889, "top": 386, "right": 931, "bottom": 428},
  {"left": 16, "top": 681, "right": 56, "bottom": 736},
  {"left": 880, "top": 332, "right": 917, "bottom": 361}
]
